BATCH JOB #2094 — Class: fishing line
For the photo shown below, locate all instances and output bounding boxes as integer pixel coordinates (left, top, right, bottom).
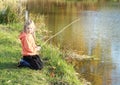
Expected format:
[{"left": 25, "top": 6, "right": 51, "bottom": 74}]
[{"left": 41, "top": 17, "right": 80, "bottom": 47}]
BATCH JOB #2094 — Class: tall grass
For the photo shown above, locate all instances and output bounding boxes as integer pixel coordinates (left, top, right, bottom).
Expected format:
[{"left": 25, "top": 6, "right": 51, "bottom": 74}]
[
  {"left": 0, "top": 6, "right": 19, "bottom": 24},
  {"left": 0, "top": 0, "right": 25, "bottom": 24}
]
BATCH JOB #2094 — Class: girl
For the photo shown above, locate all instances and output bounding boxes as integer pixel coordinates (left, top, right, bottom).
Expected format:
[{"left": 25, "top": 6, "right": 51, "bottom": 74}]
[{"left": 18, "top": 20, "right": 43, "bottom": 70}]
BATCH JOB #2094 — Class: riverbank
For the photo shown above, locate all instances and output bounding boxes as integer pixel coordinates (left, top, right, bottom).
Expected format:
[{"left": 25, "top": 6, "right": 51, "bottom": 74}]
[
  {"left": 0, "top": 23, "right": 90, "bottom": 85},
  {"left": 0, "top": 2, "right": 91, "bottom": 84}
]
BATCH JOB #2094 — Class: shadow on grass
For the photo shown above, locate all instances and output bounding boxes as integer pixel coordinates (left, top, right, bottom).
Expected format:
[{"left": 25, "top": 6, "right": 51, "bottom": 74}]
[{"left": 0, "top": 62, "right": 18, "bottom": 70}]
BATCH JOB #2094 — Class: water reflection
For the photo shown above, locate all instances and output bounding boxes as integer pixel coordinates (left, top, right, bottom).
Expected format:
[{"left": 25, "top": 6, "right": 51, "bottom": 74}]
[
  {"left": 80, "top": 9, "right": 120, "bottom": 85},
  {"left": 111, "top": 39, "right": 120, "bottom": 85},
  {"left": 25, "top": 1, "right": 120, "bottom": 85}
]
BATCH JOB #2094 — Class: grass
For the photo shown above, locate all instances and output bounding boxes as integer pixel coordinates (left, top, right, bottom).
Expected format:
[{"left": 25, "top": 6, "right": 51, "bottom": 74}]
[{"left": 0, "top": 23, "right": 82, "bottom": 85}]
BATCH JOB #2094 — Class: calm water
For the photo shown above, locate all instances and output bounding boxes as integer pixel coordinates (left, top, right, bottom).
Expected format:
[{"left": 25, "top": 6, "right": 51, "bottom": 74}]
[{"left": 26, "top": 1, "right": 120, "bottom": 85}]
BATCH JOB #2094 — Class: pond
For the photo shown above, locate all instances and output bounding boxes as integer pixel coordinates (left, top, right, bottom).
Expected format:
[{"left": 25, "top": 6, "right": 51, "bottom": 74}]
[{"left": 25, "top": 1, "right": 120, "bottom": 85}]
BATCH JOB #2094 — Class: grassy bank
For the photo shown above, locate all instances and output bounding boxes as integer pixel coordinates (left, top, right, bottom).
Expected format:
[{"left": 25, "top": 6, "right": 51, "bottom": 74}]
[{"left": 0, "top": 23, "right": 82, "bottom": 85}]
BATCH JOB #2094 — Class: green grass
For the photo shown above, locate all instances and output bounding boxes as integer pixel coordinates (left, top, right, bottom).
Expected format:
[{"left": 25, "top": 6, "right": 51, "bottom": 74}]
[{"left": 0, "top": 23, "right": 82, "bottom": 85}]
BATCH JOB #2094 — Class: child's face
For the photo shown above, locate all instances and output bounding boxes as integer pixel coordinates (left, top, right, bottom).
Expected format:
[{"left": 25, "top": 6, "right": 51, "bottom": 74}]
[{"left": 26, "top": 25, "right": 34, "bottom": 34}]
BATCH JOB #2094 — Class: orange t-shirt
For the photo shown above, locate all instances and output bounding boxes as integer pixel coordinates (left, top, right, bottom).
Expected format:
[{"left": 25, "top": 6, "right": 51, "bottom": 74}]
[{"left": 19, "top": 32, "right": 37, "bottom": 56}]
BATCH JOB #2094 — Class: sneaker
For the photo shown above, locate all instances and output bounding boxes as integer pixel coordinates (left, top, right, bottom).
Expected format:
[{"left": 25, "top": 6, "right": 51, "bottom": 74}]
[{"left": 17, "top": 62, "right": 23, "bottom": 67}]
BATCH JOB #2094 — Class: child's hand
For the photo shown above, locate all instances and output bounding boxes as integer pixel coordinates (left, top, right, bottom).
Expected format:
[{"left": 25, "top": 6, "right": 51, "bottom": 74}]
[{"left": 36, "top": 46, "right": 41, "bottom": 51}]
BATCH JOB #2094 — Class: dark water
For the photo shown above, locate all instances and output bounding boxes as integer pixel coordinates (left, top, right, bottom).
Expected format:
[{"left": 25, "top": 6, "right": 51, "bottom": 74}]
[{"left": 25, "top": 1, "right": 120, "bottom": 85}]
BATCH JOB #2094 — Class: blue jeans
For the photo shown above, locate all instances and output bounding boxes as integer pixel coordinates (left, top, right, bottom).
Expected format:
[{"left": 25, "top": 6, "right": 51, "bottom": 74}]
[{"left": 20, "top": 58, "right": 31, "bottom": 67}]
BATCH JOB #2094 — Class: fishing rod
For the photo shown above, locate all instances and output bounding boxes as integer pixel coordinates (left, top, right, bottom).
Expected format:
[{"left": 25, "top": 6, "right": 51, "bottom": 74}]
[
  {"left": 24, "top": 10, "right": 80, "bottom": 47},
  {"left": 41, "top": 17, "right": 81, "bottom": 47}
]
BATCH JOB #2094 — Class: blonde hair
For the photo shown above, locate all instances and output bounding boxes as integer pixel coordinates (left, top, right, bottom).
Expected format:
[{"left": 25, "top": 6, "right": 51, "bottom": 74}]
[
  {"left": 24, "top": 19, "right": 36, "bottom": 32},
  {"left": 24, "top": 19, "right": 36, "bottom": 39}
]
